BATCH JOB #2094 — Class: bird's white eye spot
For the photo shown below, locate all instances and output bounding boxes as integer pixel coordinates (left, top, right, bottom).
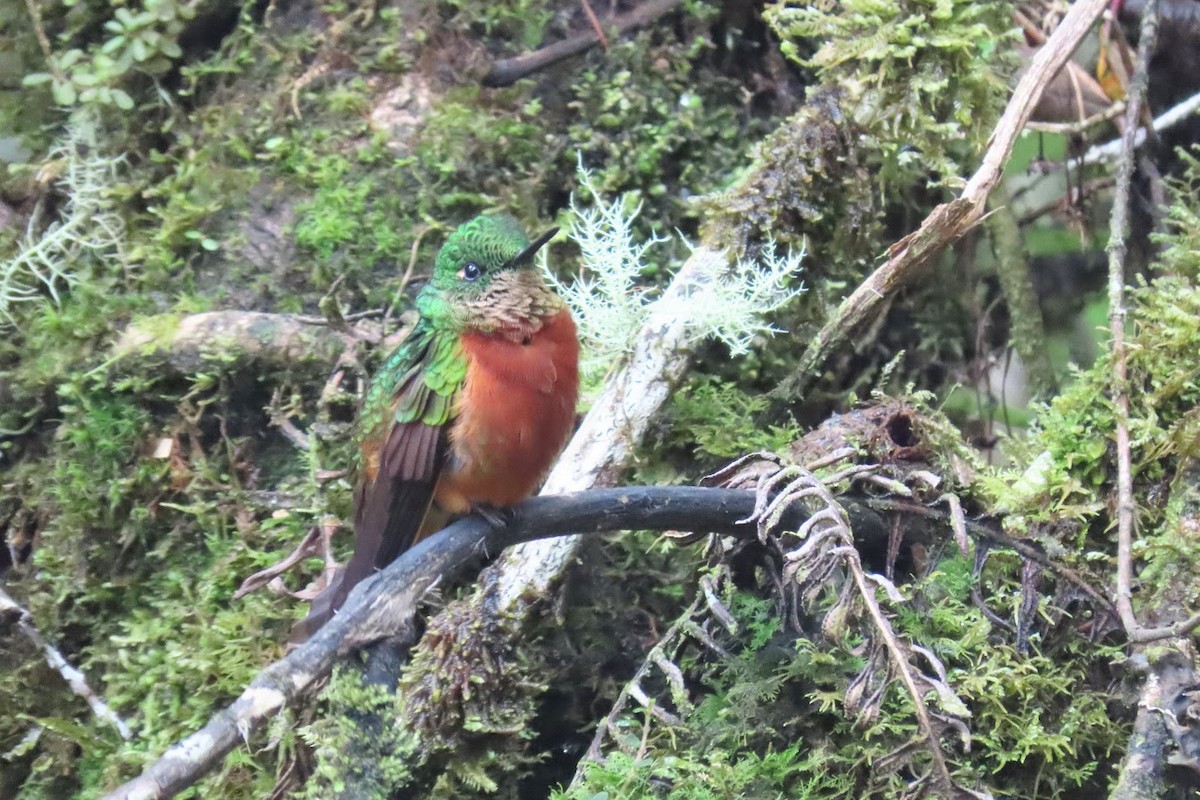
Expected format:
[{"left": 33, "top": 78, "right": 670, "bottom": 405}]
[{"left": 461, "top": 261, "right": 481, "bottom": 281}]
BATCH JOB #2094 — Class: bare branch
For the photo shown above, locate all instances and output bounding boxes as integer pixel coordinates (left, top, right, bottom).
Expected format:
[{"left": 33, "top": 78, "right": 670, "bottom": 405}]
[
  {"left": 1108, "top": 0, "right": 1165, "bottom": 643},
  {"left": 1084, "top": 88, "right": 1200, "bottom": 166},
  {"left": 100, "top": 486, "right": 788, "bottom": 800},
  {"left": 0, "top": 587, "right": 132, "bottom": 740}
]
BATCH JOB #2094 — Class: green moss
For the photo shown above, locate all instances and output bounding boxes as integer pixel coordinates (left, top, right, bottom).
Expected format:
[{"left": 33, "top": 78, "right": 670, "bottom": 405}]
[
  {"left": 1154, "top": 147, "right": 1200, "bottom": 281},
  {"left": 664, "top": 375, "right": 799, "bottom": 461},
  {"left": 439, "top": 0, "right": 556, "bottom": 49},
  {"left": 984, "top": 275, "right": 1200, "bottom": 529},
  {"left": 566, "top": 30, "right": 763, "bottom": 235},
  {"left": 765, "top": 0, "right": 1016, "bottom": 187},
  {"left": 282, "top": 667, "right": 418, "bottom": 800},
  {"left": 564, "top": 554, "right": 1125, "bottom": 800}
]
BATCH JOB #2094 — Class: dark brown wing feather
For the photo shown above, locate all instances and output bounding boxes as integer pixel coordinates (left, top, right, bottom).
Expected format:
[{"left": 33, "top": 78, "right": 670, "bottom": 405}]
[
  {"left": 291, "top": 423, "right": 445, "bottom": 641},
  {"left": 355, "top": 420, "right": 445, "bottom": 572}
]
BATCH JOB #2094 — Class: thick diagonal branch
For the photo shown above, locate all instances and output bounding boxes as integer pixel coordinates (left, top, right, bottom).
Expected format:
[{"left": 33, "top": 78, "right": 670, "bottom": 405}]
[{"left": 101, "top": 486, "right": 775, "bottom": 800}]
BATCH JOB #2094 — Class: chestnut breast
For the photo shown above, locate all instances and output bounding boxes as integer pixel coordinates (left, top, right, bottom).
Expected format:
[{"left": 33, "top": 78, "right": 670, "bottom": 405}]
[{"left": 435, "top": 310, "right": 579, "bottom": 512}]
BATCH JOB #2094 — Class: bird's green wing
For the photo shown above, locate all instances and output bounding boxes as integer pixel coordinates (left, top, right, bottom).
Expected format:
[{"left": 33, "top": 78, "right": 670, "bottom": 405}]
[
  {"left": 355, "top": 324, "right": 464, "bottom": 565},
  {"left": 294, "top": 319, "right": 465, "bottom": 639}
]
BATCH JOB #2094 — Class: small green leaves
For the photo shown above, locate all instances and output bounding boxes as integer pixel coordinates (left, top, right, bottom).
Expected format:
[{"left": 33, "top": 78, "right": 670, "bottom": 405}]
[
  {"left": 22, "top": 0, "right": 191, "bottom": 111},
  {"left": 184, "top": 230, "right": 220, "bottom": 251}
]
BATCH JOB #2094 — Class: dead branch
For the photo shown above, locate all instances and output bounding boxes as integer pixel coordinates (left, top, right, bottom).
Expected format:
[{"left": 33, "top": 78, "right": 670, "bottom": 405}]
[
  {"left": 769, "top": 0, "right": 1110, "bottom": 404},
  {"left": 100, "top": 486, "right": 794, "bottom": 800},
  {"left": 1105, "top": 0, "right": 1200, "bottom": 644},
  {"left": 481, "top": 0, "right": 682, "bottom": 87},
  {"left": 111, "top": 311, "right": 352, "bottom": 379},
  {"left": 0, "top": 586, "right": 132, "bottom": 740},
  {"left": 1083, "top": 88, "right": 1200, "bottom": 165}
]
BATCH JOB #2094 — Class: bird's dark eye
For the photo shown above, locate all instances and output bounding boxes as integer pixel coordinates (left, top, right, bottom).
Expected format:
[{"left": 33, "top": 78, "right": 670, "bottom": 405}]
[{"left": 462, "top": 262, "right": 481, "bottom": 281}]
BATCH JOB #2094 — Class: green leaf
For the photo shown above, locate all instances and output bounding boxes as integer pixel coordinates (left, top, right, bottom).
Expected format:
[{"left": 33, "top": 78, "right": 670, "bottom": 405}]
[
  {"left": 52, "top": 81, "right": 77, "bottom": 106},
  {"left": 58, "top": 48, "right": 85, "bottom": 69},
  {"left": 21, "top": 72, "right": 54, "bottom": 86},
  {"left": 101, "top": 35, "right": 126, "bottom": 54},
  {"left": 112, "top": 89, "right": 134, "bottom": 110}
]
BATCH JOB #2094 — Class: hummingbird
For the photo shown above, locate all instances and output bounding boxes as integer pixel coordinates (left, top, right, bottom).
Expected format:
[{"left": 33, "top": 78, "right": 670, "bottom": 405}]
[{"left": 297, "top": 214, "right": 579, "bottom": 636}]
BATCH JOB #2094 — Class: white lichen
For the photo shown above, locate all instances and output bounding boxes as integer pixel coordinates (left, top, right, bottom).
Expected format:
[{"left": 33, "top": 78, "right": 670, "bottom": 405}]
[
  {"left": 544, "top": 159, "right": 805, "bottom": 384},
  {"left": 0, "top": 114, "right": 127, "bottom": 325}
]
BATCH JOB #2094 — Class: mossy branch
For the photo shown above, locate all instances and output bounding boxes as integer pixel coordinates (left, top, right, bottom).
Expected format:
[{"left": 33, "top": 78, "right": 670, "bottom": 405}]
[
  {"left": 769, "top": 0, "right": 1111, "bottom": 405},
  {"left": 987, "top": 199, "right": 1057, "bottom": 398},
  {"left": 100, "top": 486, "right": 799, "bottom": 800},
  {"left": 111, "top": 311, "right": 355, "bottom": 379}
]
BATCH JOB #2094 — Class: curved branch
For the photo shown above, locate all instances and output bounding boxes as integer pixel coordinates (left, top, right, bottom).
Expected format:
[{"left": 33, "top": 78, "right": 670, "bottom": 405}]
[{"left": 101, "top": 486, "right": 771, "bottom": 800}]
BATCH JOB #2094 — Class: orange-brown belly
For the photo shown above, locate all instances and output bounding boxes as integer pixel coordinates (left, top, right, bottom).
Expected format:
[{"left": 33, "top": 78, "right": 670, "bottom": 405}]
[{"left": 435, "top": 310, "right": 579, "bottom": 513}]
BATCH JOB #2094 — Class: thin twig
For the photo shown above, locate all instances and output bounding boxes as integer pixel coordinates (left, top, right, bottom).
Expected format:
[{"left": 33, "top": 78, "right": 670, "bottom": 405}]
[
  {"left": 267, "top": 387, "right": 311, "bottom": 451},
  {"left": 293, "top": 308, "right": 384, "bottom": 326},
  {"left": 482, "top": 0, "right": 682, "bottom": 87},
  {"left": 1016, "top": 176, "right": 1115, "bottom": 226},
  {"left": 579, "top": 0, "right": 609, "bottom": 49},
  {"left": 23, "top": 0, "right": 67, "bottom": 83},
  {"left": 1098, "top": 0, "right": 1200, "bottom": 645},
  {"left": 382, "top": 225, "right": 432, "bottom": 330},
  {"left": 0, "top": 587, "right": 132, "bottom": 740},
  {"left": 1025, "top": 100, "right": 1126, "bottom": 134},
  {"left": 1083, "top": 88, "right": 1200, "bottom": 165},
  {"left": 844, "top": 552, "right": 966, "bottom": 795},
  {"left": 1109, "top": 0, "right": 1160, "bottom": 643}
]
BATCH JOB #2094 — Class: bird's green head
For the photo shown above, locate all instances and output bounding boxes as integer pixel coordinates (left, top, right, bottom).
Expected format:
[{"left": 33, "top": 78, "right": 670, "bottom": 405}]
[{"left": 418, "top": 214, "right": 562, "bottom": 333}]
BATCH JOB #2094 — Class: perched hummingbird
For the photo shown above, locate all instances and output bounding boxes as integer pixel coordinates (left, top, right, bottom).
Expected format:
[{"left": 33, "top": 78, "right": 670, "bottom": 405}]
[{"left": 297, "top": 214, "right": 580, "bottom": 635}]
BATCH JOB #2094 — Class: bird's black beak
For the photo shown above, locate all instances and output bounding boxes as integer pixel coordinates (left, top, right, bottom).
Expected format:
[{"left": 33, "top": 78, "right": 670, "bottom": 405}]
[{"left": 509, "top": 227, "right": 559, "bottom": 268}]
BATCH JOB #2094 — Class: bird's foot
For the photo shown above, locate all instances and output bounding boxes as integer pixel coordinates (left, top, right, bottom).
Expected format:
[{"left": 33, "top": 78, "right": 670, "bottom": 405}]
[{"left": 473, "top": 503, "right": 514, "bottom": 529}]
